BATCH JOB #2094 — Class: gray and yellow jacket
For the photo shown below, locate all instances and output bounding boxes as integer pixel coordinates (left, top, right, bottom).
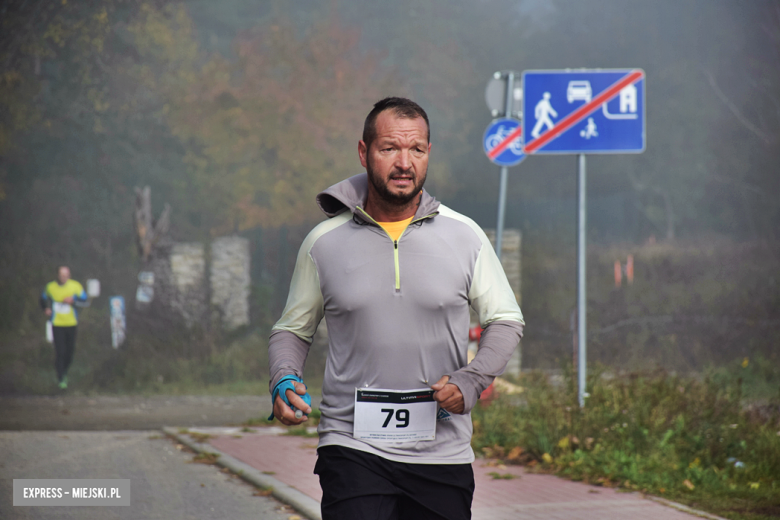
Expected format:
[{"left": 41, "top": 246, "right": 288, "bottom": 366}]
[{"left": 269, "top": 173, "right": 524, "bottom": 464}]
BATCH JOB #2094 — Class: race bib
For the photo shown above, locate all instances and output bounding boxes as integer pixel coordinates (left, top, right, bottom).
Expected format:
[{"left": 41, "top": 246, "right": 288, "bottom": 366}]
[
  {"left": 353, "top": 388, "right": 437, "bottom": 442},
  {"left": 53, "top": 302, "right": 72, "bottom": 315}
]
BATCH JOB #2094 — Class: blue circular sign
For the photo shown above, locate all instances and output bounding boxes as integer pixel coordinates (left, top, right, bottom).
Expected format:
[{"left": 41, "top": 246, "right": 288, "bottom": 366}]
[{"left": 483, "top": 118, "right": 525, "bottom": 167}]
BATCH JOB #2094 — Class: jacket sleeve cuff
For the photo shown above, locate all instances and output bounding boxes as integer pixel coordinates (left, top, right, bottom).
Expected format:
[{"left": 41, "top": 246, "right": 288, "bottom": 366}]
[
  {"left": 447, "top": 372, "right": 492, "bottom": 414},
  {"left": 446, "top": 320, "right": 524, "bottom": 414}
]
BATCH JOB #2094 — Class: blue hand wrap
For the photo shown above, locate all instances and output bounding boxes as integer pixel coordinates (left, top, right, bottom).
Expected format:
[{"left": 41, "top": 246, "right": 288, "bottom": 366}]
[{"left": 268, "top": 375, "right": 311, "bottom": 421}]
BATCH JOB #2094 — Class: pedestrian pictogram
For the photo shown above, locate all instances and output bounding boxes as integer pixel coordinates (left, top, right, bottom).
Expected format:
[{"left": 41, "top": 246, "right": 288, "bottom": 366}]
[
  {"left": 483, "top": 118, "right": 526, "bottom": 167},
  {"left": 523, "top": 69, "right": 645, "bottom": 154},
  {"left": 531, "top": 92, "right": 558, "bottom": 139}
]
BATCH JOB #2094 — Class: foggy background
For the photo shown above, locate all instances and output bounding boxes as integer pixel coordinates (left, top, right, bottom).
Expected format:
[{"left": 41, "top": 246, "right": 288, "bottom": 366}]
[{"left": 1, "top": 0, "right": 778, "bottom": 394}]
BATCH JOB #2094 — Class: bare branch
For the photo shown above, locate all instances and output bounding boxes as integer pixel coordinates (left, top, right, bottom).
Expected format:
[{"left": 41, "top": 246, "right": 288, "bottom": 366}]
[
  {"left": 134, "top": 186, "right": 153, "bottom": 261},
  {"left": 154, "top": 203, "right": 171, "bottom": 241},
  {"left": 702, "top": 68, "right": 774, "bottom": 145},
  {"left": 708, "top": 172, "right": 770, "bottom": 197},
  {"left": 134, "top": 186, "right": 171, "bottom": 263}
]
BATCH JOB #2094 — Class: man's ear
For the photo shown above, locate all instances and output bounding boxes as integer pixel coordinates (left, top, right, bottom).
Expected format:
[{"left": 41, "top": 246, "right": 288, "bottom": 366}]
[{"left": 358, "top": 140, "right": 368, "bottom": 168}]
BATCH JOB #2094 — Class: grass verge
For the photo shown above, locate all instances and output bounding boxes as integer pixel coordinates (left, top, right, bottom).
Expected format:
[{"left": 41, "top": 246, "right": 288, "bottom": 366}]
[{"left": 472, "top": 359, "right": 780, "bottom": 520}]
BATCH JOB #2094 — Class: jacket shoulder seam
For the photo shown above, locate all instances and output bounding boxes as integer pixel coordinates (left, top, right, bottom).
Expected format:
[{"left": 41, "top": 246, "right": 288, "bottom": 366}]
[
  {"left": 435, "top": 205, "right": 490, "bottom": 249},
  {"left": 301, "top": 212, "right": 352, "bottom": 254}
]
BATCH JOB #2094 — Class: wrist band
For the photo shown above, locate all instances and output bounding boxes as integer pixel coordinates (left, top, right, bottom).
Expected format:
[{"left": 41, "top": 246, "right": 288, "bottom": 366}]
[{"left": 268, "top": 375, "right": 312, "bottom": 421}]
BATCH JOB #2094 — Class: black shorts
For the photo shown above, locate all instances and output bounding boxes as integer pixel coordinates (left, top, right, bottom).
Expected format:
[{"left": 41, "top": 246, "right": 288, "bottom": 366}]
[{"left": 314, "top": 445, "right": 474, "bottom": 520}]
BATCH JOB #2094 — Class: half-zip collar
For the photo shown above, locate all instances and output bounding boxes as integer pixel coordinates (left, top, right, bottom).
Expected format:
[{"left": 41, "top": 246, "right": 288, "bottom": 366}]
[
  {"left": 355, "top": 206, "right": 437, "bottom": 291},
  {"left": 317, "top": 173, "right": 440, "bottom": 291}
]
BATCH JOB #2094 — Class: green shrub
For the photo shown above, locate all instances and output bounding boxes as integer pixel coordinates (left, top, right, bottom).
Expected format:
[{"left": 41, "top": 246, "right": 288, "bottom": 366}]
[{"left": 472, "top": 363, "right": 780, "bottom": 519}]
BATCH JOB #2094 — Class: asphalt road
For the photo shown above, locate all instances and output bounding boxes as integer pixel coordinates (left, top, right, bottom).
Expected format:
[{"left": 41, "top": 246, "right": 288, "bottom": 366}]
[
  {"left": 0, "top": 395, "right": 276, "bottom": 431},
  {"left": 0, "top": 430, "right": 299, "bottom": 520}
]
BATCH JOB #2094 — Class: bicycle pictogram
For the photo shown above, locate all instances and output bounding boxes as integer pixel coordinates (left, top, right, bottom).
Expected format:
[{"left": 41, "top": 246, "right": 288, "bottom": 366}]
[{"left": 485, "top": 125, "right": 524, "bottom": 155}]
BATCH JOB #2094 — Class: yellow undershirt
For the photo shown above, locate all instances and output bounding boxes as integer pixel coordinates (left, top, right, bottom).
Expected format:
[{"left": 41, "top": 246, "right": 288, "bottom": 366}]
[{"left": 377, "top": 216, "right": 414, "bottom": 241}]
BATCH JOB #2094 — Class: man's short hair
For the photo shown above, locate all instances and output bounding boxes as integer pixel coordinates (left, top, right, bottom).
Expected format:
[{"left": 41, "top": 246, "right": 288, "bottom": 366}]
[
  {"left": 362, "top": 97, "right": 430, "bottom": 150},
  {"left": 56, "top": 265, "right": 68, "bottom": 275}
]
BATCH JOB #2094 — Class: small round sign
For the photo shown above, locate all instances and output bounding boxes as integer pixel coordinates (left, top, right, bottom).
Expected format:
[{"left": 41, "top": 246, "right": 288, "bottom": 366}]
[
  {"left": 485, "top": 71, "right": 522, "bottom": 117},
  {"left": 483, "top": 118, "right": 525, "bottom": 167}
]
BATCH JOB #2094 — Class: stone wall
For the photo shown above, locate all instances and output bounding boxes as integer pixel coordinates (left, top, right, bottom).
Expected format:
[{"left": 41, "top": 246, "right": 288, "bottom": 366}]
[
  {"left": 143, "top": 238, "right": 250, "bottom": 331},
  {"left": 168, "top": 242, "right": 208, "bottom": 327},
  {"left": 210, "top": 236, "right": 250, "bottom": 331}
]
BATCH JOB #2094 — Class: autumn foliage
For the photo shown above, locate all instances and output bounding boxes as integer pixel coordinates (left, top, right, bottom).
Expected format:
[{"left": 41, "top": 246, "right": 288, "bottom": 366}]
[{"left": 127, "top": 5, "right": 397, "bottom": 232}]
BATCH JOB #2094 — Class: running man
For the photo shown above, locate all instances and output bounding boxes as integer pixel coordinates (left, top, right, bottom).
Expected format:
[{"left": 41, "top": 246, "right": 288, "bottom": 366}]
[
  {"left": 40, "top": 266, "right": 88, "bottom": 389},
  {"left": 268, "top": 97, "right": 524, "bottom": 519},
  {"left": 531, "top": 91, "right": 558, "bottom": 138}
]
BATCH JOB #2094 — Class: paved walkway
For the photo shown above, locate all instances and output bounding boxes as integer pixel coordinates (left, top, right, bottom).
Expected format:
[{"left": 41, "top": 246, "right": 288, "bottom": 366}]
[{"left": 189, "top": 426, "right": 711, "bottom": 520}]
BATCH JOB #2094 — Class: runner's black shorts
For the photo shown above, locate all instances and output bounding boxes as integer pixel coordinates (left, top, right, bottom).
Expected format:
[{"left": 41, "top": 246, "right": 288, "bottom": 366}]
[{"left": 314, "top": 445, "right": 474, "bottom": 520}]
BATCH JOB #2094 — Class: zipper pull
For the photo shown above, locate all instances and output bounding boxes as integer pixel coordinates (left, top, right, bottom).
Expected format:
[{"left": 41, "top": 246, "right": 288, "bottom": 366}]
[{"left": 394, "top": 240, "right": 398, "bottom": 249}]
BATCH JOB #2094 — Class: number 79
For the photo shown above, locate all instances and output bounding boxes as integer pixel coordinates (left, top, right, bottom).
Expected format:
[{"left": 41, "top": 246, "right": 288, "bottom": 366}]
[{"left": 381, "top": 408, "right": 409, "bottom": 428}]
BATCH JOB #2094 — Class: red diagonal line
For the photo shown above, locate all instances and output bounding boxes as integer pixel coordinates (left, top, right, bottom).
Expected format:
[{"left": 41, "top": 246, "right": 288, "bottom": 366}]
[
  {"left": 488, "top": 125, "right": 523, "bottom": 159},
  {"left": 525, "top": 69, "right": 644, "bottom": 154}
]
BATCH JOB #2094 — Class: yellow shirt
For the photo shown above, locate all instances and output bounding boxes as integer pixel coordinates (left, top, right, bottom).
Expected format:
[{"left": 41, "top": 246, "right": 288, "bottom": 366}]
[
  {"left": 377, "top": 216, "right": 414, "bottom": 241},
  {"left": 44, "top": 280, "right": 86, "bottom": 327}
]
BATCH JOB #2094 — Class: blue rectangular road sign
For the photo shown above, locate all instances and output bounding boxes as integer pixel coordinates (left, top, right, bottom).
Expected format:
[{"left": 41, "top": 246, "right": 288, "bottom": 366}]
[{"left": 522, "top": 69, "right": 645, "bottom": 154}]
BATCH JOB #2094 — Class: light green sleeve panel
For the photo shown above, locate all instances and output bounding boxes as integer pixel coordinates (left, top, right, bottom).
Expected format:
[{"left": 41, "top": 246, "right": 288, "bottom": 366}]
[
  {"left": 271, "top": 213, "right": 351, "bottom": 342},
  {"left": 438, "top": 205, "right": 524, "bottom": 328}
]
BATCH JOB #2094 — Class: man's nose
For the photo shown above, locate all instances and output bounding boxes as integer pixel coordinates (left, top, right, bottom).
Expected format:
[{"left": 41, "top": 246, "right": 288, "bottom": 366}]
[{"left": 395, "top": 150, "right": 412, "bottom": 171}]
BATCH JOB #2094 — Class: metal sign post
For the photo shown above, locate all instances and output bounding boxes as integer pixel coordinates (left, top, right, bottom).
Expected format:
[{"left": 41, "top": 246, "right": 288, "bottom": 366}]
[
  {"left": 484, "top": 71, "right": 524, "bottom": 260},
  {"left": 495, "top": 72, "right": 516, "bottom": 259},
  {"left": 577, "top": 154, "right": 587, "bottom": 407},
  {"left": 496, "top": 167, "right": 508, "bottom": 260},
  {"left": 520, "top": 68, "right": 646, "bottom": 407}
]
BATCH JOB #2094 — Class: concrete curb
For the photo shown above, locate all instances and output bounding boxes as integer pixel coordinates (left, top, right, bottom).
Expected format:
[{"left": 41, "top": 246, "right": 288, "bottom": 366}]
[
  {"left": 646, "top": 496, "right": 731, "bottom": 520},
  {"left": 162, "top": 427, "right": 322, "bottom": 520}
]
